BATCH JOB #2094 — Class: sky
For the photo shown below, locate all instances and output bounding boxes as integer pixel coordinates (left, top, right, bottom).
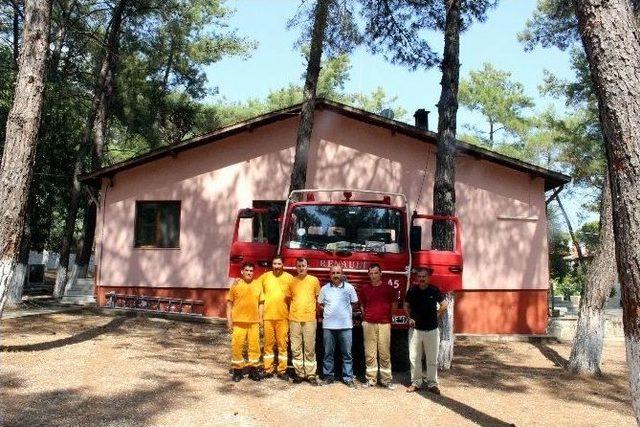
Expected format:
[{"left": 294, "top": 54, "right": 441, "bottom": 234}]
[{"left": 204, "top": 1, "right": 594, "bottom": 227}]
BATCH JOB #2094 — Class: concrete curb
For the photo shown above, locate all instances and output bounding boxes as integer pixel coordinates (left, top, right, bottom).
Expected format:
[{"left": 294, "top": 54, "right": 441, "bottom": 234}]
[
  {"left": 92, "top": 307, "right": 227, "bottom": 325},
  {"left": 456, "top": 334, "right": 560, "bottom": 343}
]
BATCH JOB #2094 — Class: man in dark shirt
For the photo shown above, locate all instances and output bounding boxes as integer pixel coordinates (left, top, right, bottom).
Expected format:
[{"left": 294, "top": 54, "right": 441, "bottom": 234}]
[
  {"left": 360, "top": 263, "right": 398, "bottom": 389},
  {"left": 403, "top": 267, "right": 448, "bottom": 394}
]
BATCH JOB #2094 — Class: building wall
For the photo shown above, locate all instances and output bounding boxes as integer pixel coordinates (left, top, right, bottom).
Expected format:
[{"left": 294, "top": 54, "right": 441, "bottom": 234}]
[
  {"left": 96, "top": 117, "right": 298, "bottom": 290},
  {"left": 307, "top": 111, "right": 549, "bottom": 293},
  {"left": 95, "top": 110, "right": 550, "bottom": 332}
]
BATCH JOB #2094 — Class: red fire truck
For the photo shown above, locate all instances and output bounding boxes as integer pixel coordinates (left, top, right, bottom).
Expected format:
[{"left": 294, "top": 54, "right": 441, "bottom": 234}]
[{"left": 229, "top": 189, "right": 463, "bottom": 328}]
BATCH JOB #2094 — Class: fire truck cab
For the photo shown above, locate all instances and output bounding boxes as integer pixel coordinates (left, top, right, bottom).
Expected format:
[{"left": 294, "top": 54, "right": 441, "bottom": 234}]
[{"left": 228, "top": 189, "right": 463, "bottom": 328}]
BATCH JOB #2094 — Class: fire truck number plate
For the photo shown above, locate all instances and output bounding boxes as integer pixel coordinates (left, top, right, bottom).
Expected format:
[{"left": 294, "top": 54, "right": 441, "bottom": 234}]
[{"left": 392, "top": 315, "right": 408, "bottom": 324}]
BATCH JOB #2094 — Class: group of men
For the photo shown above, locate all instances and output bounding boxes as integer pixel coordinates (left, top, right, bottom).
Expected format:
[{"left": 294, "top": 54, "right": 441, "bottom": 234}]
[{"left": 226, "top": 255, "right": 448, "bottom": 393}]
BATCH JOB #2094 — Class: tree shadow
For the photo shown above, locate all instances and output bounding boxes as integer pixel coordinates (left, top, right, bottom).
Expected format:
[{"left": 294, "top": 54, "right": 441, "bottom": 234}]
[
  {"left": 531, "top": 341, "right": 568, "bottom": 368},
  {"left": 451, "top": 341, "right": 631, "bottom": 410},
  {"left": 0, "top": 316, "right": 127, "bottom": 352},
  {"left": 0, "top": 372, "right": 23, "bottom": 389},
  {"left": 419, "top": 391, "right": 516, "bottom": 427},
  {"left": 0, "top": 379, "right": 189, "bottom": 426}
]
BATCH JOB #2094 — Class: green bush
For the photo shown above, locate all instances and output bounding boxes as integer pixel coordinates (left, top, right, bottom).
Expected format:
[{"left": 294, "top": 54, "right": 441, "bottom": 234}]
[{"left": 552, "top": 269, "right": 585, "bottom": 299}]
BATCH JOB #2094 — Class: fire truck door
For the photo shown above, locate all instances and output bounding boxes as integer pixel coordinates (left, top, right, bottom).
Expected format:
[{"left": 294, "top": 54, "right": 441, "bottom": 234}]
[{"left": 228, "top": 208, "right": 278, "bottom": 279}]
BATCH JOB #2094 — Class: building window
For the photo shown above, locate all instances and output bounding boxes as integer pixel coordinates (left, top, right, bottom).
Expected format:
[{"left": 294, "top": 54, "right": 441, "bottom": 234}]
[{"left": 134, "top": 201, "right": 181, "bottom": 248}]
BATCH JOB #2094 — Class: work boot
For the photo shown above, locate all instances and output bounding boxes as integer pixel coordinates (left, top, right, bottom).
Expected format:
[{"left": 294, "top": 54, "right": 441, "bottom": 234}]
[
  {"left": 427, "top": 385, "right": 441, "bottom": 395},
  {"left": 344, "top": 380, "right": 357, "bottom": 389},
  {"left": 232, "top": 369, "right": 243, "bottom": 382},
  {"left": 308, "top": 377, "right": 321, "bottom": 386},
  {"left": 249, "top": 367, "right": 262, "bottom": 382},
  {"left": 277, "top": 372, "right": 290, "bottom": 381}
]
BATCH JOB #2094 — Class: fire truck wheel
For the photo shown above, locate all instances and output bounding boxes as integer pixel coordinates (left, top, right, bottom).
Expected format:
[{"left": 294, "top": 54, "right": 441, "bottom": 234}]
[{"left": 390, "top": 329, "right": 409, "bottom": 372}]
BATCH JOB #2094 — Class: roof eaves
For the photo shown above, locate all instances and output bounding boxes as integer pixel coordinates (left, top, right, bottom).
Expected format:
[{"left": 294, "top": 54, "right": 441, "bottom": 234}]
[
  {"left": 79, "top": 102, "right": 303, "bottom": 185},
  {"left": 80, "top": 97, "right": 570, "bottom": 191},
  {"left": 317, "top": 99, "right": 571, "bottom": 190}
]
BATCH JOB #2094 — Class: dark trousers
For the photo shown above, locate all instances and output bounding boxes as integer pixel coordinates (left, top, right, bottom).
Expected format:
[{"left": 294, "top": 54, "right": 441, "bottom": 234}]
[{"left": 322, "top": 328, "right": 353, "bottom": 381}]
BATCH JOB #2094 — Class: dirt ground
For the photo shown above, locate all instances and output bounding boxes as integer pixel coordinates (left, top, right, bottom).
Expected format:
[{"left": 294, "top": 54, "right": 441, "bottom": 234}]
[{"left": 0, "top": 311, "right": 635, "bottom": 427}]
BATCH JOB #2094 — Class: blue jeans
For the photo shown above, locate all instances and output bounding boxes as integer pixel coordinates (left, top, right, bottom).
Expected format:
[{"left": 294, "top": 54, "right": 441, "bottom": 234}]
[{"left": 322, "top": 328, "right": 353, "bottom": 381}]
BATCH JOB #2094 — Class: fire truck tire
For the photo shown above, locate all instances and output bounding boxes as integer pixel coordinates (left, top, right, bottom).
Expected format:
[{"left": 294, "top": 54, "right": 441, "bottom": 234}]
[{"left": 390, "top": 329, "right": 409, "bottom": 372}]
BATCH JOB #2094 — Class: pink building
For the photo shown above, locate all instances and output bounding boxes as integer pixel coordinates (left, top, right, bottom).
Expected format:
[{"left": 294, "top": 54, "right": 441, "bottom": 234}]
[{"left": 82, "top": 99, "right": 570, "bottom": 334}]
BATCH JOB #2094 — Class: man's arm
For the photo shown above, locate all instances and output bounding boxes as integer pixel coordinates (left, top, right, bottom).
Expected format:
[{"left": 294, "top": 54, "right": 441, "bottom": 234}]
[
  {"left": 226, "top": 301, "right": 233, "bottom": 332},
  {"left": 403, "top": 301, "right": 416, "bottom": 327},
  {"left": 349, "top": 283, "right": 359, "bottom": 307},
  {"left": 317, "top": 285, "right": 325, "bottom": 309}
]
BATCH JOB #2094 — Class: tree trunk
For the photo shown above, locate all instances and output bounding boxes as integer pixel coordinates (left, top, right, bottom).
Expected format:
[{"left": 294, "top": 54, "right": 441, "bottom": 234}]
[
  {"left": 55, "top": 0, "right": 127, "bottom": 298},
  {"left": 574, "top": 0, "right": 640, "bottom": 421},
  {"left": 12, "top": 0, "right": 20, "bottom": 67},
  {"left": 5, "top": 205, "right": 32, "bottom": 308},
  {"left": 0, "top": 0, "right": 51, "bottom": 318},
  {"left": 555, "top": 194, "right": 586, "bottom": 270},
  {"left": 437, "top": 293, "right": 455, "bottom": 369},
  {"left": 488, "top": 118, "right": 494, "bottom": 148},
  {"left": 66, "top": 42, "right": 115, "bottom": 290},
  {"left": 288, "top": 0, "right": 331, "bottom": 194},
  {"left": 432, "top": 0, "right": 461, "bottom": 370},
  {"left": 48, "top": 0, "right": 70, "bottom": 78},
  {"left": 567, "top": 168, "right": 617, "bottom": 375}
]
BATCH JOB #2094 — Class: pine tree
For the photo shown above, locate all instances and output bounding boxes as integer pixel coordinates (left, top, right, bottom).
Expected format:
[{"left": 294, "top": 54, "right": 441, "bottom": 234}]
[
  {"left": 574, "top": 0, "right": 640, "bottom": 421},
  {"left": 0, "top": 0, "right": 52, "bottom": 316}
]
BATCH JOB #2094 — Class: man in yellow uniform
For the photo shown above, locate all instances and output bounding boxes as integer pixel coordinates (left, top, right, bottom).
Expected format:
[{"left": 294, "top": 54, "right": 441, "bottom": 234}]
[
  {"left": 288, "top": 257, "right": 321, "bottom": 385},
  {"left": 259, "top": 255, "right": 293, "bottom": 380},
  {"left": 226, "top": 262, "right": 264, "bottom": 382}
]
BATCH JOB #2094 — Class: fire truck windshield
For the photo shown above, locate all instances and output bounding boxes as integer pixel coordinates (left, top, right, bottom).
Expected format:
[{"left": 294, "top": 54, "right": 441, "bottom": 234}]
[{"left": 284, "top": 205, "right": 405, "bottom": 253}]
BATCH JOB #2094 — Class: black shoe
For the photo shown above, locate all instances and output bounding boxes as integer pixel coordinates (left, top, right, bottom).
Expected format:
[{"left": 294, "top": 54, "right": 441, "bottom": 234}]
[
  {"left": 344, "top": 380, "right": 357, "bottom": 389},
  {"left": 249, "top": 368, "right": 262, "bottom": 382},
  {"left": 427, "top": 385, "right": 441, "bottom": 395},
  {"left": 232, "top": 369, "right": 243, "bottom": 382},
  {"left": 323, "top": 377, "right": 335, "bottom": 386},
  {"left": 308, "top": 377, "right": 321, "bottom": 386},
  {"left": 292, "top": 376, "right": 304, "bottom": 384},
  {"left": 277, "top": 372, "right": 290, "bottom": 381},
  {"left": 262, "top": 371, "right": 275, "bottom": 379}
]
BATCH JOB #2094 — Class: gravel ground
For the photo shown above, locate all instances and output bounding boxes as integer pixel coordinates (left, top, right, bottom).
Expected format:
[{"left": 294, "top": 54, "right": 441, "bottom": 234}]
[{"left": 0, "top": 312, "right": 635, "bottom": 427}]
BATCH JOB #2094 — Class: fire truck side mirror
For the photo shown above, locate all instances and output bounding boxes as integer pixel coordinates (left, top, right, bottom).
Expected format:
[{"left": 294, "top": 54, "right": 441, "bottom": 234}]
[{"left": 410, "top": 225, "right": 422, "bottom": 252}]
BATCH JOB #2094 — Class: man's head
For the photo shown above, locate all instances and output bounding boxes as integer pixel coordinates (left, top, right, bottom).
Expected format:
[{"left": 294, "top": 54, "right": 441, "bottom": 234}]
[
  {"left": 415, "top": 267, "right": 430, "bottom": 287},
  {"left": 368, "top": 263, "right": 382, "bottom": 285},
  {"left": 330, "top": 264, "right": 343, "bottom": 285},
  {"left": 241, "top": 262, "right": 255, "bottom": 282},
  {"left": 272, "top": 255, "right": 284, "bottom": 275},
  {"left": 295, "top": 257, "right": 308, "bottom": 276}
]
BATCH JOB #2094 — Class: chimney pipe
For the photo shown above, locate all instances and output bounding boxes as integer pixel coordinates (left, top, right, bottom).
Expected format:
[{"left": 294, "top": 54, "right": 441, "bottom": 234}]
[{"left": 414, "top": 109, "right": 430, "bottom": 131}]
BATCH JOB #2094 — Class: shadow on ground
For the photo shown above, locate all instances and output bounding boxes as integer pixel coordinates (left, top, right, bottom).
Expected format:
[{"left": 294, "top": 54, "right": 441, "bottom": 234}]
[
  {"left": 419, "top": 391, "right": 516, "bottom": 427},
  {"left": 0, "top": 312, "right": 633, "bottom": 425},
  {"left": 448, "top": 339, "right": 630, "bottom": 411},
  {"left": 0, "top": 317, "right": 127, "bottom": 352},
  {"left": 0, "top": 372, "right": 189, "bottom": 427}
]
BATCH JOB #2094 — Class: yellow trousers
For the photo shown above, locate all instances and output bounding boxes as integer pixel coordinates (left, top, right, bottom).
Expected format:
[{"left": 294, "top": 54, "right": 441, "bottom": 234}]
[
  {"left": 263, "top": 319, "right": 289, "bottom": 374},
  {"left": 231, "top": 322, "right": 260, "bottom": 369}
]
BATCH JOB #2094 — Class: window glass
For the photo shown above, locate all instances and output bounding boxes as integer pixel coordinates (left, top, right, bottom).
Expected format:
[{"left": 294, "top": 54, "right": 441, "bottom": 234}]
[
  {"left": 236, "top": 212, "right": 274, "bottom": 243},
  {"left": 134, "top": 201, "right": 181, "bottom": 248},
  {"left": 284, "top": 205, "right": 405, "bottom": 253}
]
